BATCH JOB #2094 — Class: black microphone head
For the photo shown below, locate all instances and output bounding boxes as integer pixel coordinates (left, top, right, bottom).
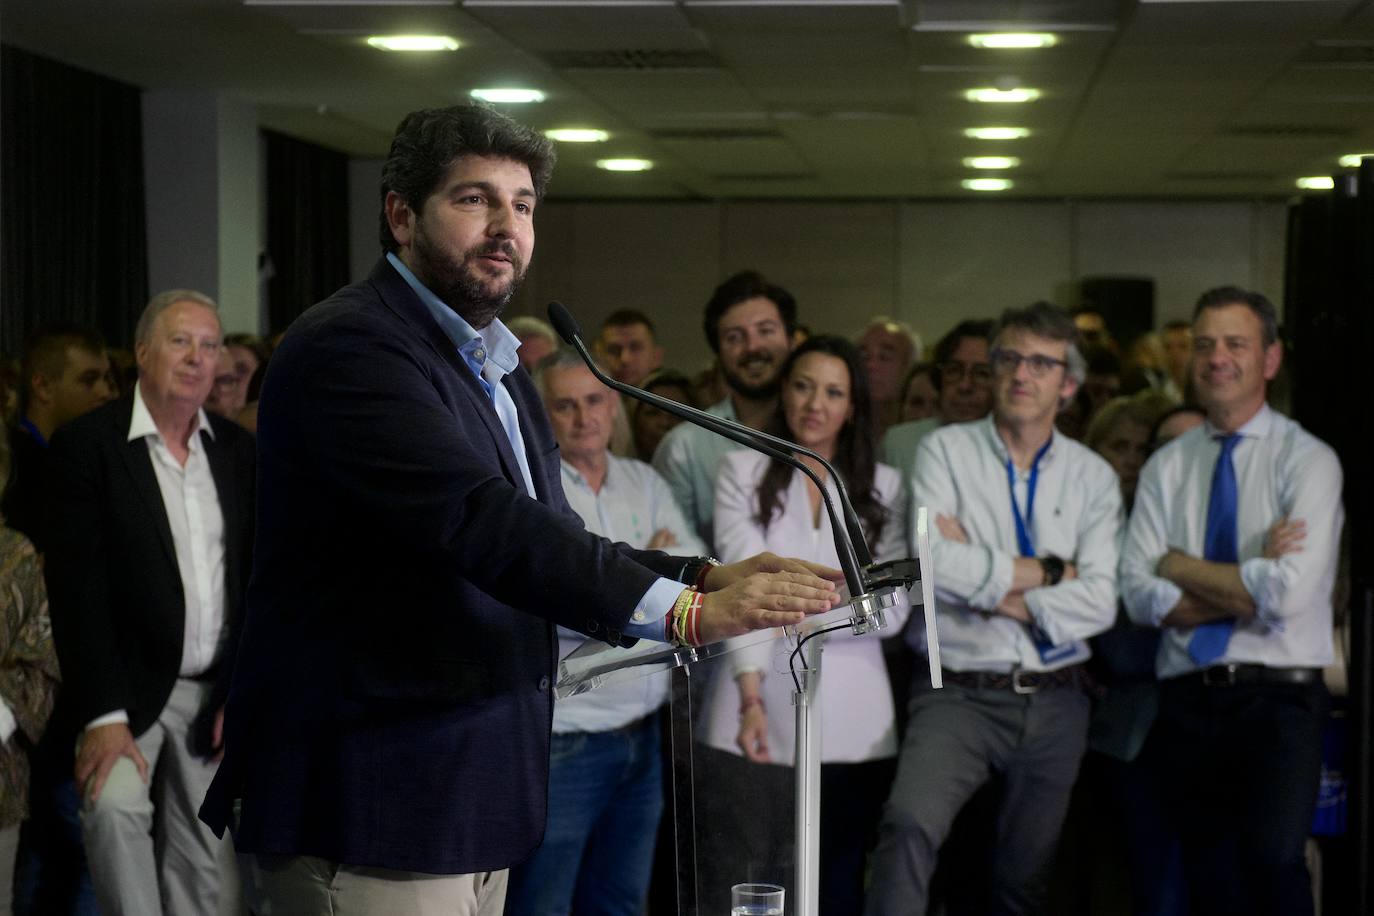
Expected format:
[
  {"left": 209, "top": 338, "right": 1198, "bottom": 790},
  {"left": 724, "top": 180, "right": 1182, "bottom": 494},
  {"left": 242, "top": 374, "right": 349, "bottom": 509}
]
[{"left": 546, "top": 301, "right": 581, "bottom": 345}]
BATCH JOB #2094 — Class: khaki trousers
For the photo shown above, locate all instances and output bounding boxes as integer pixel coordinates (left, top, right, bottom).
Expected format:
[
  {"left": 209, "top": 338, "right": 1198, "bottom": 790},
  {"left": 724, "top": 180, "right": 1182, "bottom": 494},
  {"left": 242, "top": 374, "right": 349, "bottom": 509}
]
[{"left": 240, "top": 853, "right": 508, "bottom": 916}]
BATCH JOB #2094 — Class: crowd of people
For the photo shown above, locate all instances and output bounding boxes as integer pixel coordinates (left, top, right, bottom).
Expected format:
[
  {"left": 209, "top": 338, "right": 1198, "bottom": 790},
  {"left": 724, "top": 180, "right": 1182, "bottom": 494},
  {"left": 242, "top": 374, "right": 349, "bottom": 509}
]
[{"left": 0, "top": 101, "right": 1347, "bottom": 916}]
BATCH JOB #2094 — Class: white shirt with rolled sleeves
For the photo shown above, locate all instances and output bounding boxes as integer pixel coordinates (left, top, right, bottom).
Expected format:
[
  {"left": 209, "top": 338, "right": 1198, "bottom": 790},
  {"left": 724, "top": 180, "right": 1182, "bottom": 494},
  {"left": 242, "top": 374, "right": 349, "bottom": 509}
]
[
  {"left": 906, "top": 416, "right": 1121, "bottom": 672},
  {"left": 1119, "top": 404, "right": 1343, "bottom": 680},
  {"left": 553, "top": 454, "right": 707, "bottom": 734}
]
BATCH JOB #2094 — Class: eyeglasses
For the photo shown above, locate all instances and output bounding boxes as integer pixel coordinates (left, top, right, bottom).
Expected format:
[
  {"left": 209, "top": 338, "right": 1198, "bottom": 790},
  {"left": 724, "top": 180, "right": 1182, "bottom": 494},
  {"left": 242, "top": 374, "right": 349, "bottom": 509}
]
[
  {"left": 989, "top": 348, "right": 1068, "bottom": 378},
  {"left": 938, "top": 360, "right": 993, "bottom": 385}
]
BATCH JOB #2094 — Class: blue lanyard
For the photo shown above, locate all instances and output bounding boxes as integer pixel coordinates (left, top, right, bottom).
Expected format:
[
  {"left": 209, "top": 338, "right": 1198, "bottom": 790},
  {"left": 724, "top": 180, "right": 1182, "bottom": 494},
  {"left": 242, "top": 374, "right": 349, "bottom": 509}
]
[
  {"left": 17, "top": 417, "right": 47, "bottom": 449},
  {"left": 1005, "top": 438, "right": 1052, "bottom": 558}
]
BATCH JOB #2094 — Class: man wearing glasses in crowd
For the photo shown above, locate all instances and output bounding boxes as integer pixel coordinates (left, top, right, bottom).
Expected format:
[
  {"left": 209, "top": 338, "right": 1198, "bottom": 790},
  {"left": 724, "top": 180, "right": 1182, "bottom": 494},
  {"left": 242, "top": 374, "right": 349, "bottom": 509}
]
[
  {"left": 881, "top": 319, "right": 994, "bottom": 475},
  {"left": 867, "top": 302, "right": 1120, "bottom": 916}
]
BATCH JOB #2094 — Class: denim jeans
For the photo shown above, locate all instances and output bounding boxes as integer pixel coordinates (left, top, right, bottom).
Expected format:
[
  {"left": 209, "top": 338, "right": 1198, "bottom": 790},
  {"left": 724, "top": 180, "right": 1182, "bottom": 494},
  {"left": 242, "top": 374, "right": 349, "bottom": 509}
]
[
  {"left": 505, "top": 715, "right": 665, "bottom": 916},
  {"left": 14, "top": 776, "right": 98, "bottom": 916}
]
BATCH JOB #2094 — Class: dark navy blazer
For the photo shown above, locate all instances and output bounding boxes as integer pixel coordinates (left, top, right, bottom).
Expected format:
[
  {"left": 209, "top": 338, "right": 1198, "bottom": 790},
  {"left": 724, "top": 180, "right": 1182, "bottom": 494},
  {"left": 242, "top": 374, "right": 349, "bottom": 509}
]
[
  {"left": 200, "top": 258, "right": 685, "bottom": 875},
  {"left": 44, "top": 396, "right": 256, "bottom": 752}
]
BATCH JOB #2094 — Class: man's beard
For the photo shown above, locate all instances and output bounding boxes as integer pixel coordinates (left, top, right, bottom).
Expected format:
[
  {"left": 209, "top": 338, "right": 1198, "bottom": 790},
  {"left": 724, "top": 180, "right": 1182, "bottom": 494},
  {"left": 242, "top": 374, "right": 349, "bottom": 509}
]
[
  {"left": 412, "top": 225, "right": 526, "bottom": 330},
  {"left": 721, "top": 350, "right": 783, "bottom": 400}
]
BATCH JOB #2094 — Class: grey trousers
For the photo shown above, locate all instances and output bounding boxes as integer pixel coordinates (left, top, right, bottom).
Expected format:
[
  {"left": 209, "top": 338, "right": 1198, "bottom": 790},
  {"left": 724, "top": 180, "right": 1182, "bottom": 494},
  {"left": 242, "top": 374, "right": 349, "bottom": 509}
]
[
  {"left": 865, "top": 683, "right": 1090, "bottom": 916},
  {"left": 80, "top": 678, "right": 240, "bottom": 916},
  {"left": 240, "top": 853, "right": 508, "bottom": 916}
]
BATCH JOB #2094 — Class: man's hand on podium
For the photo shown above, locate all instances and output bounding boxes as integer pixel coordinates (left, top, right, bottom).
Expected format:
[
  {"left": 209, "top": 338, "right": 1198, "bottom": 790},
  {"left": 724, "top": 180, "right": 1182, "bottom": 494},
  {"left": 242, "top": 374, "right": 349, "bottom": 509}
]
[{"left": 695, "top": 553, "right": 842, "bottom": 645}]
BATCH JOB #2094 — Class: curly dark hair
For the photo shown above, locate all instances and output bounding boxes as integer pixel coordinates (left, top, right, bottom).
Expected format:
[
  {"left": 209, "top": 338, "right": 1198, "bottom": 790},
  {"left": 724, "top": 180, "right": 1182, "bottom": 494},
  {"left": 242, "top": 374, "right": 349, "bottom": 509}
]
[
  {"left": 378, "top": 104, "right": 556, "bottom": 253},
  {"left": 754, "top": 335, "right": 887, "bottom": 543},
  {"left": 701, "top": 271, "right": 798, "bottom": 353}
]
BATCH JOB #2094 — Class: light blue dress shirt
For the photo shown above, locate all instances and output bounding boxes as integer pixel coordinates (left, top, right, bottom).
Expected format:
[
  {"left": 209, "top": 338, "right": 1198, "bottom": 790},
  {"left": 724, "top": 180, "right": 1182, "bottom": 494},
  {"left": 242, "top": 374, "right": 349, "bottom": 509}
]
[
  {"left": 907, "top": 416, "right": 1121, "bottom": 672},
  {"left": 386, "top": 252, "right": 679, "bottom": 639},
  {"left": 1120, "top": 404, "right": 1343, "bottom": 678},
  {"left": 651, "top": 397, "right": 746, "bottom": 545}
]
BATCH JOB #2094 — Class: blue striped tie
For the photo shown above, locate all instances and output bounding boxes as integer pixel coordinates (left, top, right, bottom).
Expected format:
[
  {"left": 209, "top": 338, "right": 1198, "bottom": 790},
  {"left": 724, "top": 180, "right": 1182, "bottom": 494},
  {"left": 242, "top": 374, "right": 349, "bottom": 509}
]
[{"left": 1188, "top": 434, "right": 1241, "bottom": 665}]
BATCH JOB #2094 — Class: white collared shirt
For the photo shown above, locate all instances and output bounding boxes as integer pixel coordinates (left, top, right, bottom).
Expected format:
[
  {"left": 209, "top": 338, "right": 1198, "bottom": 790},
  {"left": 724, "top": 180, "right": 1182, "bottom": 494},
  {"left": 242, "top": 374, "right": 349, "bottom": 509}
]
[
  {"left": 553, "top": 453, "right": 706, "bottom": 733},
  {"left": 906, "top": 416, "right": 1121, "bottom": 672},
  {"left": 88, "top": 384, "right": 226, "bottom": 731},
  {"left": 1120, "top": 404, "right": 1343, "bottom": 678}
]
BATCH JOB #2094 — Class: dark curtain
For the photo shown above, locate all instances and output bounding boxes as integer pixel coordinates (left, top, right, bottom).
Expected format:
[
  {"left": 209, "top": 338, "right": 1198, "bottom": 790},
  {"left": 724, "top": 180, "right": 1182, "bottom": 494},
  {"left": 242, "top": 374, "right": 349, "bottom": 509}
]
[
  {"left": 263, "top": 129, "right": 350, "bottom": 333},
  {"left": 0, "top": 44, "right": 148, "bottom": 354},
  {"left": 1283, "top": 159, "right": 1374, "bottom": 916}
]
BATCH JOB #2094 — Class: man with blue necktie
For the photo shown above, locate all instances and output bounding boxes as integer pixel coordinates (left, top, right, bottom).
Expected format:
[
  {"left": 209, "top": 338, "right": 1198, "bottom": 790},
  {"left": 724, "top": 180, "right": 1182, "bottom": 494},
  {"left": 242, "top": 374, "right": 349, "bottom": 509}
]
[{"left": 1120, "top": 286, "right": 1344, "bottom": 916}]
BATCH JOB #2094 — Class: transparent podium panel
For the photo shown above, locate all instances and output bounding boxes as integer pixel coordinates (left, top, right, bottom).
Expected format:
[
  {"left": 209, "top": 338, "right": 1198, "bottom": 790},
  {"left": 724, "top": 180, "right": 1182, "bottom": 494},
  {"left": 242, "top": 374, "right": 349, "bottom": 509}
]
[
  {"left": 555, "top": 511, "right": 940, "bottom": 916},
  {"left": 555, "top": 554, "right": 935, "bottom": 915},
  {"left": 668, "top": 641, "right": 797, "bottom": 916}
]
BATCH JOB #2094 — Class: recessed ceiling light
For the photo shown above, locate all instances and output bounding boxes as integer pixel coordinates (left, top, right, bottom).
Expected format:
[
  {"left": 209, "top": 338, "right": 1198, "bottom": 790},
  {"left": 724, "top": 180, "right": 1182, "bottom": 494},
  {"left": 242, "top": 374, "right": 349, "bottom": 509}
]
[
  {"left": 963, "top": 178, "right": 1013, "bottom": 191},
  {"left": 366, "top": 35, "right": 459, "bottom": 52},
  {"left": 1338, "top": 153, "right": 1372, "bottom": 168},
  {"left": 596, "top": 158, "right": 653, "bottom": 172},
  {"left": 1296, "top": 176, "right": 1333, "bottom": 190},
  {"left": 966, "top": 87, "right": 1041, "bottom": 103},
  {"left": 545, "top": 129, "right": 610, "bottom": 143},
  {"left": 963, "top": 156, "right": 1020, "bottom": 169},
  {"left": 470, "top": 88, "right": 546, "bottom": 104},
  {"left": 968, "top": 33, "right": 1057, "bottom": 49},
  {"left": 965, "top": 127, "right": 1030, "bottom": 140}
]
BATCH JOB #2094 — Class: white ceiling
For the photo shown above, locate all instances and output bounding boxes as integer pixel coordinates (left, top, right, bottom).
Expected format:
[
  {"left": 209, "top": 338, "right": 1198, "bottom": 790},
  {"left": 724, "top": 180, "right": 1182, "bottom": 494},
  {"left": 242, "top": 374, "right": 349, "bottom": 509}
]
[{"left": 2, "top": 0, "right": 1371, "bottom": 199}]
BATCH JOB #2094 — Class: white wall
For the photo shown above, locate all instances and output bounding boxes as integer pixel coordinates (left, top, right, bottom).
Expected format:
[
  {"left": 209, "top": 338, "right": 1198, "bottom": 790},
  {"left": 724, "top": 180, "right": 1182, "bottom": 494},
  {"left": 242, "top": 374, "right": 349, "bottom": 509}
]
[{"left": 345, "top": 174, "right": 1287, "bottom": 372}]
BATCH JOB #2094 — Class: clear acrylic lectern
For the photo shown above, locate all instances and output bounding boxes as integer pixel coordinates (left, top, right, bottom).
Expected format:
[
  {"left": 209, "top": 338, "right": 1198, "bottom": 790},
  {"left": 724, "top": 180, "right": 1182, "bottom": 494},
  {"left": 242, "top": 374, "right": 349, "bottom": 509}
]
[{"left": 556, "top": 509, "right": 941, "bottom": 916}]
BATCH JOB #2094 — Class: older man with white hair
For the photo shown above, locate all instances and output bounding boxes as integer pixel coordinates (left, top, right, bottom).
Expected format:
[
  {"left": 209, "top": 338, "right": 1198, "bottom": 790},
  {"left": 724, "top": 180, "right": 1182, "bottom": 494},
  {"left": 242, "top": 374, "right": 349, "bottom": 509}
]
[{"left": 43, "top": 289, "right": 256, "bottom": 915}]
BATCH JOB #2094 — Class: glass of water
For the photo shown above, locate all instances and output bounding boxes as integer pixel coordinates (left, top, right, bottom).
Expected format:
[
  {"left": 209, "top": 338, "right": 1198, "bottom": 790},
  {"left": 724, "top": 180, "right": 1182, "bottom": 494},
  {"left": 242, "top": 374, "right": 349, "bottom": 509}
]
[{"left": 731, "top": 883, "right": 784, "bottom": 915}]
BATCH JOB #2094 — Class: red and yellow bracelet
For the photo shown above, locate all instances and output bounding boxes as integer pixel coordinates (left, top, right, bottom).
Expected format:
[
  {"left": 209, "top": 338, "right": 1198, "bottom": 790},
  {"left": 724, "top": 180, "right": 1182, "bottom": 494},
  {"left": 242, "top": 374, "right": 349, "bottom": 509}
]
[{"left": 667, "top": 588, "right": 705, "bottom": 647}]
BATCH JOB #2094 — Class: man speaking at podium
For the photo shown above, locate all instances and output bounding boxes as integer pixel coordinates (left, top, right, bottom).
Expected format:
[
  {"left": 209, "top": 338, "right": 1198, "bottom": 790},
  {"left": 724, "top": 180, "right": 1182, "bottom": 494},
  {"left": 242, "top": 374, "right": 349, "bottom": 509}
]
[{"left": 199, "top": 103, "right": 841, "bottom": 914}]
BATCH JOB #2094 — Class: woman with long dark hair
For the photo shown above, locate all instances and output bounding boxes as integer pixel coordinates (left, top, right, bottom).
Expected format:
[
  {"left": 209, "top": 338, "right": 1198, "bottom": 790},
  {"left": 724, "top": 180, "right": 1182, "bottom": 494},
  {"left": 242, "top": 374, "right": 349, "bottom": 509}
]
[{"left": 699, "top": 335, "right": 910, "bottom": 916}]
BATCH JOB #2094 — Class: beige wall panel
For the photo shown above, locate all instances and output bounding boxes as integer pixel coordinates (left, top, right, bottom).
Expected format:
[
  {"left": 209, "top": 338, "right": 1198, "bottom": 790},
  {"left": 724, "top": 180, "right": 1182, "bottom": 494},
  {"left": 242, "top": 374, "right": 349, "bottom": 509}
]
[
  {"left": 720, "top": 202, "right": 901, "bottom": 343},
  {"left": 898, "top": 202, "right": 1073, "bottom": 345}
]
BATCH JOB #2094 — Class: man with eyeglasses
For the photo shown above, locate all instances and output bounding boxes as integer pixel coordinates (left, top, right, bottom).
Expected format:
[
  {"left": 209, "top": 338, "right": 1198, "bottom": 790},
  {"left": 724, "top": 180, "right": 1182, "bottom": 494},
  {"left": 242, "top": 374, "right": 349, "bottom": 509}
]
[
  {"left": 1120, "top": 286, "right": 1341, "bottom": 916},
  {"left": 880, "top": 318, "right": 994, "bottom": 475},
  {"left": 867, "top": 301, "right": 1120, "bottom": 916}
]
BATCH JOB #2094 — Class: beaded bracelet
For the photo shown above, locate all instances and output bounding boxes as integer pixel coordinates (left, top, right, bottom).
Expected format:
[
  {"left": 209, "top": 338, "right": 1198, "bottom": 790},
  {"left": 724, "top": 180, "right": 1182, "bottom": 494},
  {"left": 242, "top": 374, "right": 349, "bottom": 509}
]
[{"left": 668, "top": 588, "right": 705, "bottom": 647}]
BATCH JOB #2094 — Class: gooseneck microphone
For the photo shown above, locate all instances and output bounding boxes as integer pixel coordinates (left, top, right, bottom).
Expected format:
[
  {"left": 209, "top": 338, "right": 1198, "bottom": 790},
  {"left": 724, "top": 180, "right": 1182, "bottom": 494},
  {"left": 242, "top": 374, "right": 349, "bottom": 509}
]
[{"left": 547, "top": 300, "right": 871, "bottom": 597}]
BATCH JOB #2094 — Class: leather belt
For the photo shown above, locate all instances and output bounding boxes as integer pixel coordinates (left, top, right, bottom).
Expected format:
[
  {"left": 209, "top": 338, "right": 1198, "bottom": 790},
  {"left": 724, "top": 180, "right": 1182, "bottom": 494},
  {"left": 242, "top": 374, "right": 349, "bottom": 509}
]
[
  {"left": 942, "top": 665, "right": 1086, "bottom": 695},
  {"left": 1186, "top": 664, "right": 1321, "bottom": 687}
]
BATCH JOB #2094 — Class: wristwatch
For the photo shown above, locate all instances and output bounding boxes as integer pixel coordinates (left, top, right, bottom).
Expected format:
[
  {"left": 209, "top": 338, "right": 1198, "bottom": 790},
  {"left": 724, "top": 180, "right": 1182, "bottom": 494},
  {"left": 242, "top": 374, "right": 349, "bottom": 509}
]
[
  {"left": 681, "top": 556, "right": 722, "bottom": 590},
  {"left": 1038, "top": 555, "right": 1066, "bottom": 587}
]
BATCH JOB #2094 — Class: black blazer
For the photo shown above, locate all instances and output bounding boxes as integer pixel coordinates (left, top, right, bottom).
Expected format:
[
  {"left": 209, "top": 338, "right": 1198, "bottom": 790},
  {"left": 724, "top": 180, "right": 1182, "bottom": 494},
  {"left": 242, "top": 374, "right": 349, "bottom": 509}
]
[
  {"left": 201, "top": 258, "right": 688, "bottom": 875},
  {"left": 43, "top": 396, "right": 256, "bottom": 751}
]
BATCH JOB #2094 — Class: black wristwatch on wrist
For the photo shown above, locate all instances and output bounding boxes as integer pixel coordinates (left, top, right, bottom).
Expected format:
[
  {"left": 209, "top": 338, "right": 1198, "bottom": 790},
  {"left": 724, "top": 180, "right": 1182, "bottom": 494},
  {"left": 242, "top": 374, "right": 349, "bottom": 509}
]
[
  {"left": 681, "top": 556, "right": 722, "bottom": 589},
  {"left": 1038, "top": 555, "right": 1066, "bottom": 587}
]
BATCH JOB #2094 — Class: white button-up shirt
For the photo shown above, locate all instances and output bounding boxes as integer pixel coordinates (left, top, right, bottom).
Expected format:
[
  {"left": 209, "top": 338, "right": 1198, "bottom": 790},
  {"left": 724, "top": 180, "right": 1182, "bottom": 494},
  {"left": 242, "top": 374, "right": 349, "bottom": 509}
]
[
  {"left": 130, "top": 385, "right": 227, "bottom": 678},
  {"left": 1120, "top": 404, "right": 1343, "bottom": 679},
  {"left": 554, "top": 454, "right": 706, "bottom": 733},
  {"left": 89, "top": 385, "right": 227, "bottom": 731},
  {"left": 907, "top": 416, "right": 1121, "bottom": 672}
]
